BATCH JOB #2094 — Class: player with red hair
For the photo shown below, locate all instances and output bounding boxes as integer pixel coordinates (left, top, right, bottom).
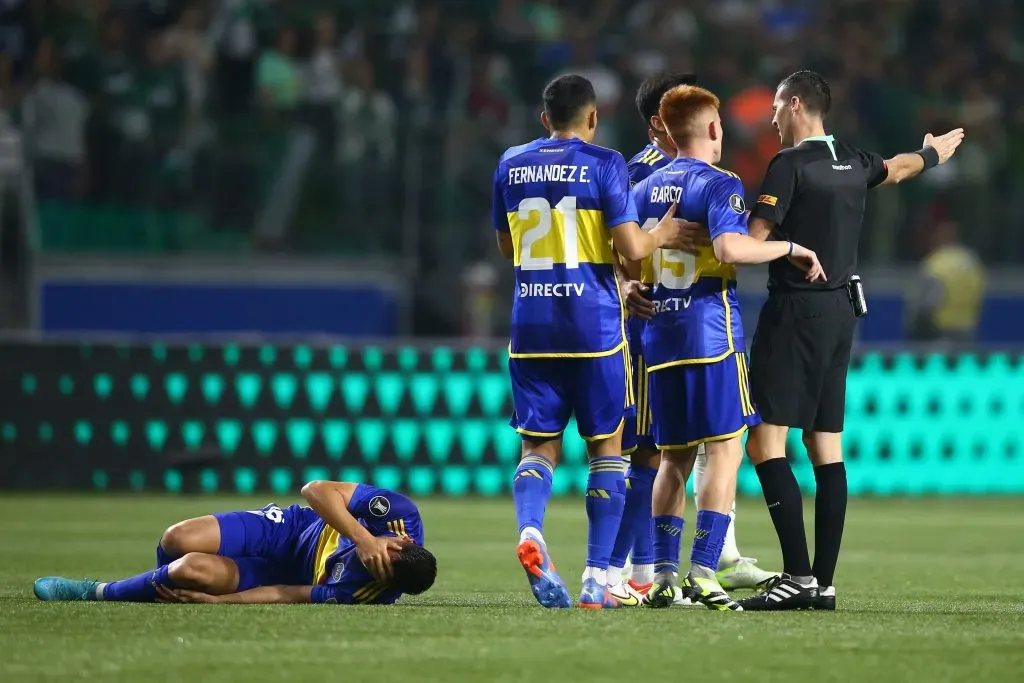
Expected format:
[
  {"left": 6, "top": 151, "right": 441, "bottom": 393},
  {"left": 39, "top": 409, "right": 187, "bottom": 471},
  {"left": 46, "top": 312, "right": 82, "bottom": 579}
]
[{"left": 627, "top": 85, "right": 822, "bottom": 610}]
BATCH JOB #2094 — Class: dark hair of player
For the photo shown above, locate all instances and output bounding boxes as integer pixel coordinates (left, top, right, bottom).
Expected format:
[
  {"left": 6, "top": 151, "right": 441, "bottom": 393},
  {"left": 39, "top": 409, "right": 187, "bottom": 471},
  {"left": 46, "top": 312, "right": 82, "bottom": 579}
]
[
  {"left": 635, "top": 72, "right": 697, "bottom": 126},
  {"left": 391, "top": 542, "right": 437, "bottom": 595},
  {"left": 542, "top": 74, "right": 597, "bottom": 128},
  {"left": 659, "top": 85, "right": 721, "bottom": 145},
  {"left": 778, "top": 70, "right": 831, "bottom": 117}
]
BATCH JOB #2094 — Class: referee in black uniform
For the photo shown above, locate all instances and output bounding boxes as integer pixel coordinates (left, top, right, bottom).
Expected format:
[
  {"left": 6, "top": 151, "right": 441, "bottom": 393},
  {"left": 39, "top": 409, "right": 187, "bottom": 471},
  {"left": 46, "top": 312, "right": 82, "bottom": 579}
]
[{"left": 739, "top": 71, "right": 964, "bottom": 610}]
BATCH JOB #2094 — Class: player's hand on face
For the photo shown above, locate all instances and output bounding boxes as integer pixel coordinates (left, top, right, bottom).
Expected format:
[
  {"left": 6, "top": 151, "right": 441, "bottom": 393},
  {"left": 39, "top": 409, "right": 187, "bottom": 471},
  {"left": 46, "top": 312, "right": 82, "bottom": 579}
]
[
  {"left": 924, "top": 128, "right": 965, "bottom": 164},
  {"left": 357, "top": 536, "right": 407, "bottom": 582},
  {"left": 621, "top": 280, "right": 655, "bottom": 320},
  {"left": 788, "top": 244, "right": 827, "bottom": 283},
  {"left": 155, "top": 584, "right": 221, "bottom": 604}
]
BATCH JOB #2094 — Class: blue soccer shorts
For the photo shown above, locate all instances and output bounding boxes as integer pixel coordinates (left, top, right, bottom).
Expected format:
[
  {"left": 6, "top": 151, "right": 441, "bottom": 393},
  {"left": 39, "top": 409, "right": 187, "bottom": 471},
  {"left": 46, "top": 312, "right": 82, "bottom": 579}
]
[
  {"left": 508, "top": 346, "right": 633, "bottom": 441},
  {"left": 214, "top": 503, "right": 320, "bottom": 590},
  {"left": 622, "top": 316, "right": 656, "bottom": 454},
  {"left": 648, "top": 352, "right": 761, "bottom": 449}
]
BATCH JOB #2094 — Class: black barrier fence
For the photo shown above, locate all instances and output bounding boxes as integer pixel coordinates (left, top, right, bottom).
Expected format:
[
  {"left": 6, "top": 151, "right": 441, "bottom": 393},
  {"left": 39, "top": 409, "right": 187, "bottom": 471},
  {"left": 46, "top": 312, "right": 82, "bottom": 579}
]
[{"left": 3, "top": 341, "right": 1023, "bottom": 496}]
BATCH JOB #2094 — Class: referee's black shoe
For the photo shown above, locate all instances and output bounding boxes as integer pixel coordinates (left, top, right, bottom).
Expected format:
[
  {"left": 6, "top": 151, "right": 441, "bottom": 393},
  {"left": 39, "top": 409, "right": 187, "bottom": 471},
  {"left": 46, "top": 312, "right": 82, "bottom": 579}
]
[{"left": 737, "top": 574, "right": 818, "bottom": 611}]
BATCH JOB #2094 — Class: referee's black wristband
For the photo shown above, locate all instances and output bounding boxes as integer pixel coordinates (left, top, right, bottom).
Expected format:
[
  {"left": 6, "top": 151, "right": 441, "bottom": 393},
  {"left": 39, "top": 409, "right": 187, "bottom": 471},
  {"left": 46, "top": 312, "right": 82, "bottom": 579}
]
[{"left": 916, "top": 146, "right": 940, "bottom": 171}]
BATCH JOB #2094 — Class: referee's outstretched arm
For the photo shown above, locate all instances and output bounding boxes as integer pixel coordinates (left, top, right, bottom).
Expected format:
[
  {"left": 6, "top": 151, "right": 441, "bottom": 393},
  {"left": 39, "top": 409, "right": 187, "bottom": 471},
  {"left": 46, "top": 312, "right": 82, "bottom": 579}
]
[
  {"left": 747, "top": 127, "right": 965, "bottom": 243},
  {"left": 875, "top": 128, "right": 965, "bottom": 185}
]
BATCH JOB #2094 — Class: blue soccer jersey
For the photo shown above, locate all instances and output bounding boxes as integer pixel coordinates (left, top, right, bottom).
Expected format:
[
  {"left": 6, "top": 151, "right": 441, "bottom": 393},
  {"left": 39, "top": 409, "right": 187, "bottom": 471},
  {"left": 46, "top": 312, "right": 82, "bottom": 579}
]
[
  {"left": 492, "top": 137, "right": 638, "bottom": 357},
  {"left": 630, "top": 158, "right": 748, "bottom": 369},
  {"left": 627, "top": 143, "right": 671, "bottom": 186},
  {"left": 302, "top": 485, "right": 424, "bottom": 605}
]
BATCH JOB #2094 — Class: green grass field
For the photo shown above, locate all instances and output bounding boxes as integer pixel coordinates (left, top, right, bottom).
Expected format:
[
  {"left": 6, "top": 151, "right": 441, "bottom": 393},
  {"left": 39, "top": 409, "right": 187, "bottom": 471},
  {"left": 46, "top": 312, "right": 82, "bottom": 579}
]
[{"left": 1, "top": 495, "right": 1022, "bottom": 682}]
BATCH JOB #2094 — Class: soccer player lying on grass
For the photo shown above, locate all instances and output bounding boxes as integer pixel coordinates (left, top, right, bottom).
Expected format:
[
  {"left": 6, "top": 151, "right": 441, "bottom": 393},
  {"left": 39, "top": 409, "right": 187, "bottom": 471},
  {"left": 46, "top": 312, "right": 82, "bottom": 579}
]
[{"left": 33, "top": 481, "right": 436, "bottom": 605}]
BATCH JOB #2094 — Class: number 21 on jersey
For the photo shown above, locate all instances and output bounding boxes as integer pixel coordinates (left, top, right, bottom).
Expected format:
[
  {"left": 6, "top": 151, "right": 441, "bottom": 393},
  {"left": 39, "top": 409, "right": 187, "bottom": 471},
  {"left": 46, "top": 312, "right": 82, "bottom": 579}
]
[
  {"left": 517, "top": 197, "right": 579, "bottom": 271},
  {"left": 641, "top": 217, "right": 695, "bottom": 289}
]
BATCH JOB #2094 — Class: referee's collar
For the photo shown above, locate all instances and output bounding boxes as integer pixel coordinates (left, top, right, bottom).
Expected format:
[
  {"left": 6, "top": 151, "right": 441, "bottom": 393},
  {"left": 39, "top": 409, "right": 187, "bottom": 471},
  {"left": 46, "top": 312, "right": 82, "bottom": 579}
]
[{"left": 800, "top": 134, "right": 837, "bottom": 161}]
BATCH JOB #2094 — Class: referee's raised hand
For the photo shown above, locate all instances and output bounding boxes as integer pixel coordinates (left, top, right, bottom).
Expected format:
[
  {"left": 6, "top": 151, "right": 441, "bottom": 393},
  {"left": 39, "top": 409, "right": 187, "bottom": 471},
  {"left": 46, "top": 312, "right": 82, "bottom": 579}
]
[{"left": 924, "top": 128, "right": 966, "bottom": 164}]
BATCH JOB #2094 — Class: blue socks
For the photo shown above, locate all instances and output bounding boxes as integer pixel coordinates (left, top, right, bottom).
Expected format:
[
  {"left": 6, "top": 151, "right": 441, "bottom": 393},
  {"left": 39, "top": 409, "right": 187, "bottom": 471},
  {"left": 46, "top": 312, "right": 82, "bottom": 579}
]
[
  {"left": 609, "top": 465, "right": 657, "bottom": 569},
  {"left": 156, "top": 544, "right": 174, "bottom": 567},
  {"left": 101, "top": 565, "right": 178, "bottom": 602},
  {"left": 690, "top": 509, "right": 733, "bottom": 571},
  {"left": 653, "top": 515, "right": 685, "bottom": 574},
  {"left": 627, "top": 466, "right": 657, "bottom": 566},
  {"left": 585, "top": 456, "right": 626, "bottom": 568},
  {"left": 608, "top": 467, "right": 637, "bottom": 568},
  {"left": 513, "top": 454, "right": 554, "bottom": 536}
]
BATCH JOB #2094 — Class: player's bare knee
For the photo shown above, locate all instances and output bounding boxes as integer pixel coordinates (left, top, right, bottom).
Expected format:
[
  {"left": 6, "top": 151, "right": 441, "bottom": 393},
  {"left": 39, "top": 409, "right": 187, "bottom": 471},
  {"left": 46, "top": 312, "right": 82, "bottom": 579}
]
[
  {"left": 169, "top": 553, "right": 219, "bottom": 588},
  {"left": 705, "top": 437, "right": 743, "bottom": 466},
  {"left": 661, "top": 446, "right": 697, "bottom": 475},
  {"left": 745, "top": 431, "right": 771, "bottom": 465},
  {"left": 521, "top": 437, "right": 560, "bottom": 466},
  {"left": 159, "top": 522, "right": 192, "bottom": 557}
]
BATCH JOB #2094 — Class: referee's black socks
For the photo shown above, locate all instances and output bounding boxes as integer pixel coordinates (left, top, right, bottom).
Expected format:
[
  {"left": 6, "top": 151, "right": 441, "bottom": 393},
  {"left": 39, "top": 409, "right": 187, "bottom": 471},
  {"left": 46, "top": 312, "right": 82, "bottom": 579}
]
[
  {"left": 755, "top": 458, "right": 813, "bottom": 580},
  {"left": 812, "top": 462, "right": 848, "bottom": 588}
]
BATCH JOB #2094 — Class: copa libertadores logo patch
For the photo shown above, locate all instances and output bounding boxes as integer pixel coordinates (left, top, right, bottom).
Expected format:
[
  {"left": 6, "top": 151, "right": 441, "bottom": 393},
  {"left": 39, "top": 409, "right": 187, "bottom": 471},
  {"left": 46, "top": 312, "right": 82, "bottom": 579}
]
[
  {"left": 369, "top": 496, "right": 391, "bottom": 517},
  {"left": 332, "top": 562, "right": 345, "bottom": 582},
  {"left": 729, "top": 194, "right": 746, "bottom": 214}
]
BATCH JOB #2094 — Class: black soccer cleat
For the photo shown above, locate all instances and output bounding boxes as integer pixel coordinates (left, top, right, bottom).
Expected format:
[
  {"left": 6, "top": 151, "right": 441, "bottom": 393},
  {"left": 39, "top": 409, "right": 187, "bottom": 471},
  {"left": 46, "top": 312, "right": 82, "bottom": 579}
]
[
  {"left": 641, "top": 571, "right": 677, "bottom": 609},
  {"left": 737, "top": 573, "right": 818, "bottom": 611},
  {"left": 814, "top": 585, "right": 836, "bottom": 611}
]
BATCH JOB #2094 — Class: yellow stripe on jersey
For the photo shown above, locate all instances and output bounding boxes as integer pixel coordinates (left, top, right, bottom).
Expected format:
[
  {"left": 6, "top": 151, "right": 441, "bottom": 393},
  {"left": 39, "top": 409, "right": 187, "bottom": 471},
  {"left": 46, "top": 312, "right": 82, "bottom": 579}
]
[
  {"left": 506, "top": 208, "right": 615, "bottom": 268},
  {"left": 640, "top": 148, "right": 664, "bottom": 166},
  {"left": 708, "top": 164, "right": 740, "bottom": 179},
  {"left": 639, "top": 253, "right": 656, "bottom": 285},
  {"left": 398, "top": 518, "right": 408, "bottom": 538},
  {"left": 312, "top": 526, "right": 342, "bottom": 585},
  {"left": 758, "top": 194, "right": 778, "bottom": 206},
  {"left": 646, "top": 279, "right": 736, "bottom": 371},
  {"left": 354, "top": 581, "right": 386, "bottom": 604}
]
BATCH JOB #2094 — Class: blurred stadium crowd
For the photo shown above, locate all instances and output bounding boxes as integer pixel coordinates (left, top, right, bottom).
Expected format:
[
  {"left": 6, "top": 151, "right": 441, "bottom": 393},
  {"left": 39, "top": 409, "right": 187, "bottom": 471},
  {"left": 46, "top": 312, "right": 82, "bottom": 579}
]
[{"left": 0, "top": 0, "right": 1021, "bottom": 264}]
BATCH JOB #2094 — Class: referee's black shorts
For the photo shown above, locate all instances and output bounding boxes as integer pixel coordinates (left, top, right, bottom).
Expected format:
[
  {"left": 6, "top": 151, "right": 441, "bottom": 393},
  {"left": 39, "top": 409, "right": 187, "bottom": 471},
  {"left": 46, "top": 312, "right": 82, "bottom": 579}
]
[{"left": 749, "top": 288, "right": 856, "bottom": 433}]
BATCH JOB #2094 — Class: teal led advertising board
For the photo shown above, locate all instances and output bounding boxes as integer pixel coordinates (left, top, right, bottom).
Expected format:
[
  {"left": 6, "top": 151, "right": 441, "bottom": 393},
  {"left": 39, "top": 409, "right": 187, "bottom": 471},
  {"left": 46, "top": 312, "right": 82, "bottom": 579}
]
[{"left": 1, "top": 342, "right": 1022, "bottom": 495}]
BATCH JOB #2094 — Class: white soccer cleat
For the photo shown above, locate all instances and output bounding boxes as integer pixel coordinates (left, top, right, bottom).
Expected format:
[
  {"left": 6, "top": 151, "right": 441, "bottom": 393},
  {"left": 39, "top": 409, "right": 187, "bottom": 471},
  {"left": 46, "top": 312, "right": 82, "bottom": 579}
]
[
  {"left": 606, "top": 582, "right": 644, "bottom": 607},
  {"left": 716, "top": 557, "right": 780, "bottom": 591}
]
